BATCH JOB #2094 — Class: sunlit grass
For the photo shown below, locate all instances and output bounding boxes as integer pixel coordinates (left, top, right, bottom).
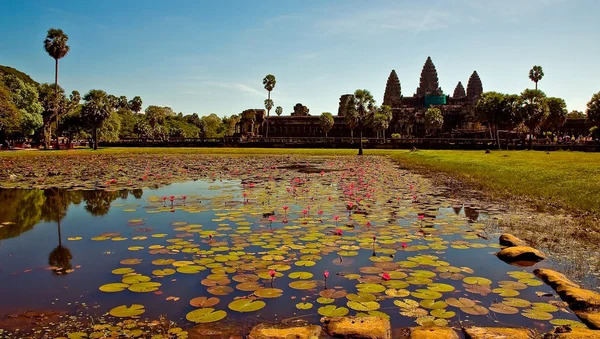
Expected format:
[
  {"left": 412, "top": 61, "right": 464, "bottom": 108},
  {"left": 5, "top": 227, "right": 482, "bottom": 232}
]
[{"left": 389, "top": 150, "right": 600, "bottom": 215}]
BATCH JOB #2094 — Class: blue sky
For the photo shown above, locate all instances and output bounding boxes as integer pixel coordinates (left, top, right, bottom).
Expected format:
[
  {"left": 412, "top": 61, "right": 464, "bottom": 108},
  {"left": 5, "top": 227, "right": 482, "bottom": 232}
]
[{"left": 1, "top": 0, "right": 598, "bottom": 116}]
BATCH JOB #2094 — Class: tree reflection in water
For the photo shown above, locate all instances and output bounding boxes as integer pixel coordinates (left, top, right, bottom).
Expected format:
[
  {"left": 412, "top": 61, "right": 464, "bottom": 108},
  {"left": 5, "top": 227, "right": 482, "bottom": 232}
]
[{"left": 0, "top": 188, "right": 144, "bottom": 241}]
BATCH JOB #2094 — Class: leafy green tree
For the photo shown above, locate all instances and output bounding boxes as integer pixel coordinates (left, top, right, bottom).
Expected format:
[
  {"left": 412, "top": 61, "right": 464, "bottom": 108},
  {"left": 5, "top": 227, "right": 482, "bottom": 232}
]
[
  {"left": 118, "top": 96, "right": 128, "bottom": 109},
  {"left": 543, "top": 97, "right": 568, "bottom": 133},
  {"left": 519, "top": 89, "right": 549, "bottom": 149},
  {"left": 116, "top": 108, "right": 139, "bottom": 139},
  {"left": 38, "top": 83, "right": 67, "bottom": 147},
  {"left": 81, "top": 89, "right": 113, "bottom": 150},
  {"left": 528, "top": 65, "right": 544, "bottom": 90},
  {"left": 145, "top": 105, "right": 166, "bottom": 128},
  {"left": 319, "top": 112, "right": 334, "bottom": 137},
  {"left": 587, "top": 92, "right": 600, "bottom": 128},
  {"left": 98, "top": 111, "right": 122, "bottom": 142},
  {"left": 134, "top": 119, "right": 152, "bottom": 138},
  {"left": 423, "top": 107, "right": 444, "bottom": 135},
  {"left": 201, "top": 113, "right": 223, "bottom": 138},
  {"left": 60, "top": 104, "right": 85, "bottom": 145},
  {"left": 346, "top": 89, "right": 375, "bottom": 155},
  {"left": 44, "top": 28, "right": 70, "bottom": 150},
  {"left": 128, "top": 96, "right": 142, "bottom": 113},
  {"left": 0, "top": 82, "right": 19, "bottom": 141},
  {"left": 222, "top": 115, "right": 240, "bottom": 136},
  {"left": 263, "top": 74, "right": 276, "bottom": 137},
  {"left": 476, "top": 92, "right": 510, "bottom": 143},
  {"left": 2, "top": 74, "right": 44, "bottom": 137},
  {"left": 377, "top": 105, "right": 392, "bottom": 141},
  {"left": 566, "top": 110, "right": 586, "bottom": 119},
  {"left": 275, "top": 106, "right": 283, "bottom": 116}
]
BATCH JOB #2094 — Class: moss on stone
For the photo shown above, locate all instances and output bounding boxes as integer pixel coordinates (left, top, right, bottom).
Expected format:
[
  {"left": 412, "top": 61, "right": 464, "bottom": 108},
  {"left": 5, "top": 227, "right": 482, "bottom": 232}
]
[
  {"left": 463, "top": 326, "right": 538, "bottom": 338},
  {"left": 321, "top": 316, "right": 391, "bottom": 339},
  {"left": 496, "top": 246, "right": 546, "bottom": 262}
]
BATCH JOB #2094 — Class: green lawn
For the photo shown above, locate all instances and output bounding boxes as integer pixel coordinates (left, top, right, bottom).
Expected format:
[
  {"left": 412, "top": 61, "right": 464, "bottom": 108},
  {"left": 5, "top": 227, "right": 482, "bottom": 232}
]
[
  {"left": 389, "top": 150, "right": 600, "bottom": 215},
  {"left": 3, "top": 147, "right": 599, "bottom": 215}
]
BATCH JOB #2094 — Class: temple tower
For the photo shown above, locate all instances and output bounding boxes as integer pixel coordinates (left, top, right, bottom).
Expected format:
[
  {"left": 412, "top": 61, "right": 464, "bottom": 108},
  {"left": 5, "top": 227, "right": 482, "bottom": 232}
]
[
  {"left": 416, "top": 56, "right": 441, "bottom": 96},
  {"left": 453, "top": 81, "right": 466, "bottom": 99},
  {"left": 383, "top": 70, "right": 402, "bottom": 108},
  {"left": 467, "top": 71, "right": 483, "bottom": 102},
  {"left": 338, "top": 94, "right": 353, "bottom": 116}
]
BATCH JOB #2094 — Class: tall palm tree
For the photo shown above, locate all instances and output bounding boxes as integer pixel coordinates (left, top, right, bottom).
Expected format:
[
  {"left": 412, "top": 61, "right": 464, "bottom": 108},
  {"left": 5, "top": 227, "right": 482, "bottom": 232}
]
[
  {"left": 346, "top": 89, "right": 376, "bottom": 155},
  {"left": 44, "top": 28, "right": 70, "bottom": 150},
  {"left": 528, "top": 65, "right": 544, "bottom": 90},
  {"left": 262, "top": 74, "right": 276, "bottom": 138},
  {"left": 275, "top": 106, "right": 283, "bottom": 116}
]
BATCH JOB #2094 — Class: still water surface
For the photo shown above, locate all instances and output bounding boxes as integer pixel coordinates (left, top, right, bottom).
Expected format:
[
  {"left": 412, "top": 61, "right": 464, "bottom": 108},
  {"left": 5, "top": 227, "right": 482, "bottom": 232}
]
[{"left": 0, "top": 170, "right": 585, "bottom": 331}]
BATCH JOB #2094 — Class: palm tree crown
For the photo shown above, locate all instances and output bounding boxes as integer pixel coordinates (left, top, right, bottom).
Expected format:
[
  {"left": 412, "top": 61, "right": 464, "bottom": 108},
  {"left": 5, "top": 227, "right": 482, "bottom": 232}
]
[
  {"left": 44, "top": 28, "right": 70, "bottom": 60},
  {"left": 263, "top": 74, "right": 276, "bottom": 92},
  {"left": 528, "top": 65, "right": 544, "bottom": 90}
]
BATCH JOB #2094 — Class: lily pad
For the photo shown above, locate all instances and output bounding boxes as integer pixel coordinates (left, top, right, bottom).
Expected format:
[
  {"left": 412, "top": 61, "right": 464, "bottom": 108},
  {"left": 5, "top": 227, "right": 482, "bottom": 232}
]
[
  {"left": 185, "top": 308, "right": 227, "bottom": 323},
  {"left": 190, "top": 297, "right": 220, "bottom": 308},
  {"left": 317, "top": 305, "right": 349, "bottom": 317},
  {"left": 109, "top": 304, "right": 145, "bottom": 318},
  {"left": 228, "top": 299, "right": 266, "bottom": 312}
]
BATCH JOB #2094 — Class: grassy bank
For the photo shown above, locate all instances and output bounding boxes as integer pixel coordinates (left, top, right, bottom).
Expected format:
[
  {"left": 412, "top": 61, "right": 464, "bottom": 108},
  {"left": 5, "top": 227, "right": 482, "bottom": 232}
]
[{"left": 390, "top": 150, "right": 600, "bottom": 215}]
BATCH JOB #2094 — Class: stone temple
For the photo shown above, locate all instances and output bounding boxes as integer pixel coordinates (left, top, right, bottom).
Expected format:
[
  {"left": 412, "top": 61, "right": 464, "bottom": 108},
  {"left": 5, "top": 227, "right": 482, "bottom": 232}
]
[{"left": 236, "top": 56, "right": 482, "bottom": 138}]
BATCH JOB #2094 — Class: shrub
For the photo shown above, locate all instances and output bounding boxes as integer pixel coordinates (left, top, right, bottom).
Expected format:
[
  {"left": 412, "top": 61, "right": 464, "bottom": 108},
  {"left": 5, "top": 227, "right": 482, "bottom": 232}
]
[{"left": 391, "top": 133, "right": 401, "bottom": 139}]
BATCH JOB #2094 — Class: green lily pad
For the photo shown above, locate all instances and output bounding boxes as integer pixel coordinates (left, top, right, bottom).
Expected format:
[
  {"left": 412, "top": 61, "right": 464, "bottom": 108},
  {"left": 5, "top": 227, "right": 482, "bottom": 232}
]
[
  {"left": 317, "top": 305, "right": 349, "bottom": 317},
  {"left": 288, "top": 280, "right": 318, "bottom": 290},
  {"left": 288, "top": 272, "right": 314, "bottom": 279},
  {"left": 109, "top": 304, "right": 145, "bottom": 318},
  {"left": 186, "top": 308, "right": 227, "bottom": 323},
  {"left": 347, "top": 301, "right": 380, "bottom": 311},
  {"left": 356, "top": 283, "right": 386, "bottom": 293},
  {"left": 295, "top": 302, "right": 313, "bottom": 310},
  {"left": 99, "top": 283, "right": 129, "bottom": 292},
  {"left": 128, "top": 282, "right": 162, "bottom": 293},
  {"left": 228, "top": 299, "right": 266, "bottom": 312},
  {"left": 463, "top": 277, "right": 492, "bottom": 285},
  {"left": 254, "top": 288, "right": 283, "bottom": 298}
]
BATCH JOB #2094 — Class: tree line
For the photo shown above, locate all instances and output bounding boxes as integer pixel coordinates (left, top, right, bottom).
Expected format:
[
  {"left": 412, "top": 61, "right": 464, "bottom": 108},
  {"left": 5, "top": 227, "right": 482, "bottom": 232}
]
[{"left": 0, "top": 28, "right": 241, "bottom": 149}]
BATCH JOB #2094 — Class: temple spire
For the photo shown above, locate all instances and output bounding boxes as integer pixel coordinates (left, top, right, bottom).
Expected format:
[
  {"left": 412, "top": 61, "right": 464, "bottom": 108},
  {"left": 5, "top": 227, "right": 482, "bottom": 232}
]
[
  {"left": 453, "top": 81, "right": 466, "bottom": 99},
  {"left": 467, "top": 71, "right": 483, "bottom": 102},
  {"left": 383, "top": 70, "right": 402, "bottom": 108},
  {"left": 416, "top": 56, "right": 441, "bottom": 96}
]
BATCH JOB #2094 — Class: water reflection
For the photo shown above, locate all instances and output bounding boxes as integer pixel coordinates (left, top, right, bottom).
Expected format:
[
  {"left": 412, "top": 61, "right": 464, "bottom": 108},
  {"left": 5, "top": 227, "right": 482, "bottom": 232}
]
[{"left": 0, "top": 188, "right": 144, "bottom": 241}]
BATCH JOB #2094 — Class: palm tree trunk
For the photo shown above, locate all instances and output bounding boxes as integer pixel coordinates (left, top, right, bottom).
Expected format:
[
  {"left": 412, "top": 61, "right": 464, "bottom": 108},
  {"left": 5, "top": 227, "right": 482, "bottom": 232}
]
[
  {"left": 383, "top": 129, "right": 386, "bottom": 142},
  {"left": 529, "top": 131, "right": 533, "bottom": 150},
  {"left": 57, "top": 218, "right": 62, "bottom": 247},
  {"left": 55, "top": 58, "right": 60, "bottom": 150},
  {"left": 350, "top": 129, "right": 354, "bottom": 143},
  {"left": 93, "top": 127, "right": 98, "bottom": 150},
  {"left": 358, "top": 127, "right": 363, "bottom": 155},
  {"left": 535, "top": 82, "right": 538, "bottom": 91},
  {"left": 265, "top": 91, "right": 270, "bottom": 138}
]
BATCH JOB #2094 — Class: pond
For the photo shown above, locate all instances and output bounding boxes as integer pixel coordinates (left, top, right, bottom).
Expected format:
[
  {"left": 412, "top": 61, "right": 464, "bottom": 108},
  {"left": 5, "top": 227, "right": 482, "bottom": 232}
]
[{"left": 0, "top": 157, "right": 587, "bottom": 335}]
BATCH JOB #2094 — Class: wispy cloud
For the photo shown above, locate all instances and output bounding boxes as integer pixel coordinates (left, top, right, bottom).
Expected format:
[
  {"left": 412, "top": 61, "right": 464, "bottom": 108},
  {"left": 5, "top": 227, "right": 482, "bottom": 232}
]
[
  {"left": 315, "top": 7, "right": 453, "bottom": 35},
  {"left": 460, "top": 0, "right": 566, "bottom": 19},
  {"left": 198, "top": 82, "right": 265, "bottom": 98}
]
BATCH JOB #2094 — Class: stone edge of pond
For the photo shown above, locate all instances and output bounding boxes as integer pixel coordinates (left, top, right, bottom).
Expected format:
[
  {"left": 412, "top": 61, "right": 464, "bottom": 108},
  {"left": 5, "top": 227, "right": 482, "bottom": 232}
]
[
  {"left": 498, "top": 233, "right": 600, "bottom": 331},
  {"left": 246, "top": 319, "right": 599, "bottom": 339}
]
